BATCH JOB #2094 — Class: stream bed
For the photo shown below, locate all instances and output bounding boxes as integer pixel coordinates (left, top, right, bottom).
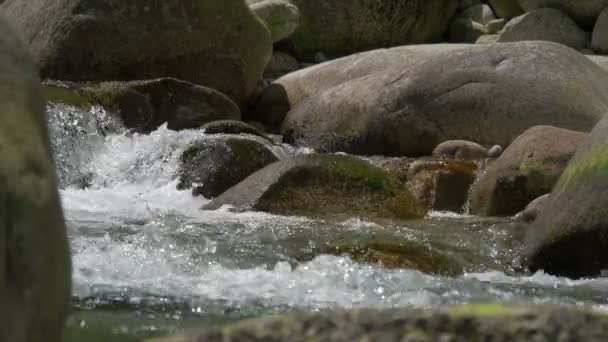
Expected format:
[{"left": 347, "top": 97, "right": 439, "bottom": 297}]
[{"left": 47, "top": 104, "right": 608, "bottom": 341}]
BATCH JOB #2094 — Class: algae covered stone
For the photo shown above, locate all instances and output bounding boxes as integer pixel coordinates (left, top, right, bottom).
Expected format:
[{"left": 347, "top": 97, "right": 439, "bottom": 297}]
[
  {"left": 0, "top": 13, "right": 71, "bottom": 342},
  {"left": 2, "top": 0, "right": 272, "bottom": 105},
  {"left": 204, "top": 154, "right": 425, "bottom": 220},
  {"left": 527, "top": 116, "right": 608, "bottom": 278}
]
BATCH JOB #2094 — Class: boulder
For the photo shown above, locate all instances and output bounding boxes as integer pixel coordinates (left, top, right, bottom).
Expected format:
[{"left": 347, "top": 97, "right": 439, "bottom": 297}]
[
  {"left": 148, "top": 305, "right": 608, "bottom": 342},
  {"left": 281, "top": 42, "right": 607, "bottom": 157},
  {"left": 45, "top": 78, "right": 240, "bottom": 133},
  {"left": 591, "top": 6, "right": 608, "bottom": 53},
  {"left": 286, "top": 0, "right": 458, "bottom": 59},
  {"left": 518, "top": 0, "right": 608, "bottom": 28},
  {"left": 515, "top": 193, "right": 550, "bottom": 223},
  {"left": 247, "top": 0, "right": 300, "bottom": 43},
  {"left": 497, "top": 8, "right": 589, "bottom": 50},
  {"left": 488, "top": 0, "right": 524, "bottom": 18},
  {"left": 249, "top": 44, "right": 470, "bottom": 131},
  {"left": 449, "top": 4, "right": 497, "bottom": 43},
  {"left": 471, "top": 126, "right": 588, "bottom": 216},
  {"left": 204, "top": 154, "right": 425, "bottom": 220},
  {"left": 2, "top": 0, "right": 272, "bottom": 106},
  {"left": 0, "top": 14, "right": 71, "bottom": 342},
  {"left": 177, "top": 137, "right": 278, "bottom": 198},
  {"left": 526, "top": 115, "right": 608, "bottom": 278},
  {"left": 263, "top": 51, "right": 301, "bottom": 80},
  {"left": 202, "top": 120, "right": 271, "bottom": 142},
  {"left": 432, "top": 140, "right": 490, "bottom": 160}
]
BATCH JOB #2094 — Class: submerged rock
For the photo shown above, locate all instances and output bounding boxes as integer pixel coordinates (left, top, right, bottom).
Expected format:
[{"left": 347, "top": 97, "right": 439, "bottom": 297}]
[
  {"left": 148, "top": 305, "right": 608, "bottom": 342},
  {"left": 45, "top": 78, "right": 240, "bottom": 133},
  {"left": 0, "top": 13, "right": 71, "bottom": 342},
  {"left": 282, "top": 41, "right": 607, "bottom": 156},
  {"left": 204, "top": 154, "right": 425, "bottom": 220},
  {"left": 2, "top": 0, "right": 272, "bottom": 106},
  {"left": 286, "top": 0, "right": 457, "bottom": 59},
  {"left": 527, "top": 116, "right": 608, "bottom": 278},
  {"left": 177, "top": 137, "right": 278, "bottom": 199},
  {"left": 471, "top": 126, "right": 587, "bottom": 216},
  {"left": 322, "top": 240, "right": 462, "bottom": 275}
]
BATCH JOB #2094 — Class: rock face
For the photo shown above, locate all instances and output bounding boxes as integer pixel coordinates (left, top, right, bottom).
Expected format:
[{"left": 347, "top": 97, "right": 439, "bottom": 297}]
[
  {"left": 282, "top": 41, "right": 608, "bottom": 157},
  {"left": 0, "top": 14, "right": 71, "bottom": 342},
  {"left": 177, "top": 137, "right": 278, "bottom": 199},
  {"left": 286, "top": 0, "right": 458, "bottom": 59},
  {"left": 591, "top": 6, "right": 608, "bottom": 53},
  {"left": 204, "top": 154, "right": 425, "bottom": 220},
  {"left": 518, "top": 0, "right": 608, "bottom": 28},
  {"left": 247, "top": 0, "right": 299, "bottom": 43},
  {"left": 148, "top": 305, "right": 608, "bottom": 342},
  {"left": 497, "top": 9, "right": 589, "bottom": 50},
  {"left": 45, "top": 78, "right": 241, "bottom": 133},
  {"left": 471, "top": 126, "right": 587, "bottom": 217},
  {"left": 526, "top": 116, "right": 608, "bottom": 278},
  {"left": 488, "top": 0, "right": 524, "bottom": 18},
  {"left": 250, "top": 44, "right": 469, "bottom": 131},
  {"left": 2, "top": 0, "right": 272, "bottom": 106}
]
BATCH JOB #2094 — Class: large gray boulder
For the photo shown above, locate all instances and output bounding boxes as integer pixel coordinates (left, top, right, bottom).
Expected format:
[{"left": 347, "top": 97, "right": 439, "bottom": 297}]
[
  {"left": 0, "top": 14, "right": 71, "bottom": 342},
  {"left": 281, "top": 41, "right": 608, "bottom": 157},
  {"left": 526, "top": 115, "right": 608, "bottom": 278},
  {"left": 591, "top": 6, "right": 608, "bottom": 53},
  {"left": 1, "top": 0, "right": 273, "bottom": 106},
  {"left": 518, "top": 0, "right": 608, "bottom": 28},
  {"left": 497, "top": 8, "right": 589, "bottom": 50},
  {"left": 249, "top": 44, "right": 470, "bottom": 131},
  {"left": 286, "top": 0, "right": 458, "bottom": 59},
  {"left": 204, "top": 154, "right": 425, "bottom": 220},
  {"left": 471, "top": 126, "right": 588, "bottom": 216}
]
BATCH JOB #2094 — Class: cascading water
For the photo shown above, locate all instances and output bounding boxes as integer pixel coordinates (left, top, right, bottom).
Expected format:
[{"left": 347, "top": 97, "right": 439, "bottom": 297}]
[{"left": 48, "top": 104, "right": 608, "bottom": 340}]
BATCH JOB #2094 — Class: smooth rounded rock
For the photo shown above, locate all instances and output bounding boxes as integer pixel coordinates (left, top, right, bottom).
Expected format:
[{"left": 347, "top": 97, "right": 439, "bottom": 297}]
[
  {"left": 518, "top": 0, "right": 608, "bottom": 28},
  {"left": 591, "top": 6, "right": 608, "bottom": 53},
  {"left": 433, "top": 140, "right": 489, "bottom": 160},
  {"left": 248, "top": 0, "right": 300, "bottom": 43},
  {"left": 488, "top": 0, "right": 524, "bottom": 18},
  {"left": 0, "top": 13, "right": 71, "bottom": 342}
]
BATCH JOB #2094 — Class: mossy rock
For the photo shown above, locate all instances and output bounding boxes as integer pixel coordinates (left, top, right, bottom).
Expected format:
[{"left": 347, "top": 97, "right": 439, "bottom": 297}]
[
  {"left": 3, "top": 0, "right": 272, "bottom": 106},
  {"left": 202, "top": 120, "right": 271, "bottom": 142},
  {"left": 148, "top": 305, "right": 608, "bottom": 342},
  {"left": 204, "top": 154, "right": 425, "bottom": 220},
  {"left": 322, "top": 240, "right": 462, "bottom": 275},
  {"left": 177, "top": 137, "right": 278, "bottom": 198},
  {"left": 44, "top": 78, "right": 240, "bottom": 133}
]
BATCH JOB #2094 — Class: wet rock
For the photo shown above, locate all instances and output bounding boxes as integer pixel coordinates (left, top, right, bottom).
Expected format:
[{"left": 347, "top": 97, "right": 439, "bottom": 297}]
[
  {"left": 204, "top": 154, "right": 425, "bottom": 220},
  {"left": 282, "top": 42, "right": 607, "bottom": 157},
  {"left": 322, "top": 240, "right": 462, "bottom": 275},
  {"left": 526, "top": 115, "right": 608, "bottom": 278},
  {"left": 177, "top": 137, "right": 278, "bottom": 199},
  {"left": 247, "top": 0, "right": 299, "bottom": 43},
  {"left": 515, "top": 193, "right": 549, "bottom": 223},
  {"left": 518, "top": 0, "right": 608, "bottom": 28},
  {"left": 0, "top": 14, "right": 71, "bottom": 342},
  {"left": 286, "top": 0, "right": 457, "bottom": 60},
  {"left": 497, "top": 8, "right": 589, "bottom": 50},
  {"left": 471, "top": 126, "right": 588, "bottom": 216},
  {"left": 432, "top": 140, "right": 489, "bottom": 160},
  {"left": 148, "top": 305, "right": 608, "bottom": 342},
  {"left": 250, "top": 44, "right": 468, "bottom": 131},
  {"left": 487, "top": 0, "right": 524, "bottom": 18},
  {"left": 591, "top": 6, "right": 608, "bottom": 54},
  {"left": 263, "top": 51, "right": 301, "bottom": 80},
  {"left": 45, "top": 78, "right": 240, "bottom": 133},
  {"left": 2, "top": 0, "right": 272, "bottom": 106},
  {"left": 202, "top": 120, "right": 271, "bottom": 142}
]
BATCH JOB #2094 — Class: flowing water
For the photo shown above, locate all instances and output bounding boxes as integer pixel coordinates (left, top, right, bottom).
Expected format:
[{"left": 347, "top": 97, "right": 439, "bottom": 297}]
[{"left": 47, "top": 104, "right": 608, "bottom": 341}]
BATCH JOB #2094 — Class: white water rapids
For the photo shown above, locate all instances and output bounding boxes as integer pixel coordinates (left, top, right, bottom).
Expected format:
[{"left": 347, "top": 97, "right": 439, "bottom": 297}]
[{"left": 46, "top": 104, "right": 608, "bottom": 339}]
